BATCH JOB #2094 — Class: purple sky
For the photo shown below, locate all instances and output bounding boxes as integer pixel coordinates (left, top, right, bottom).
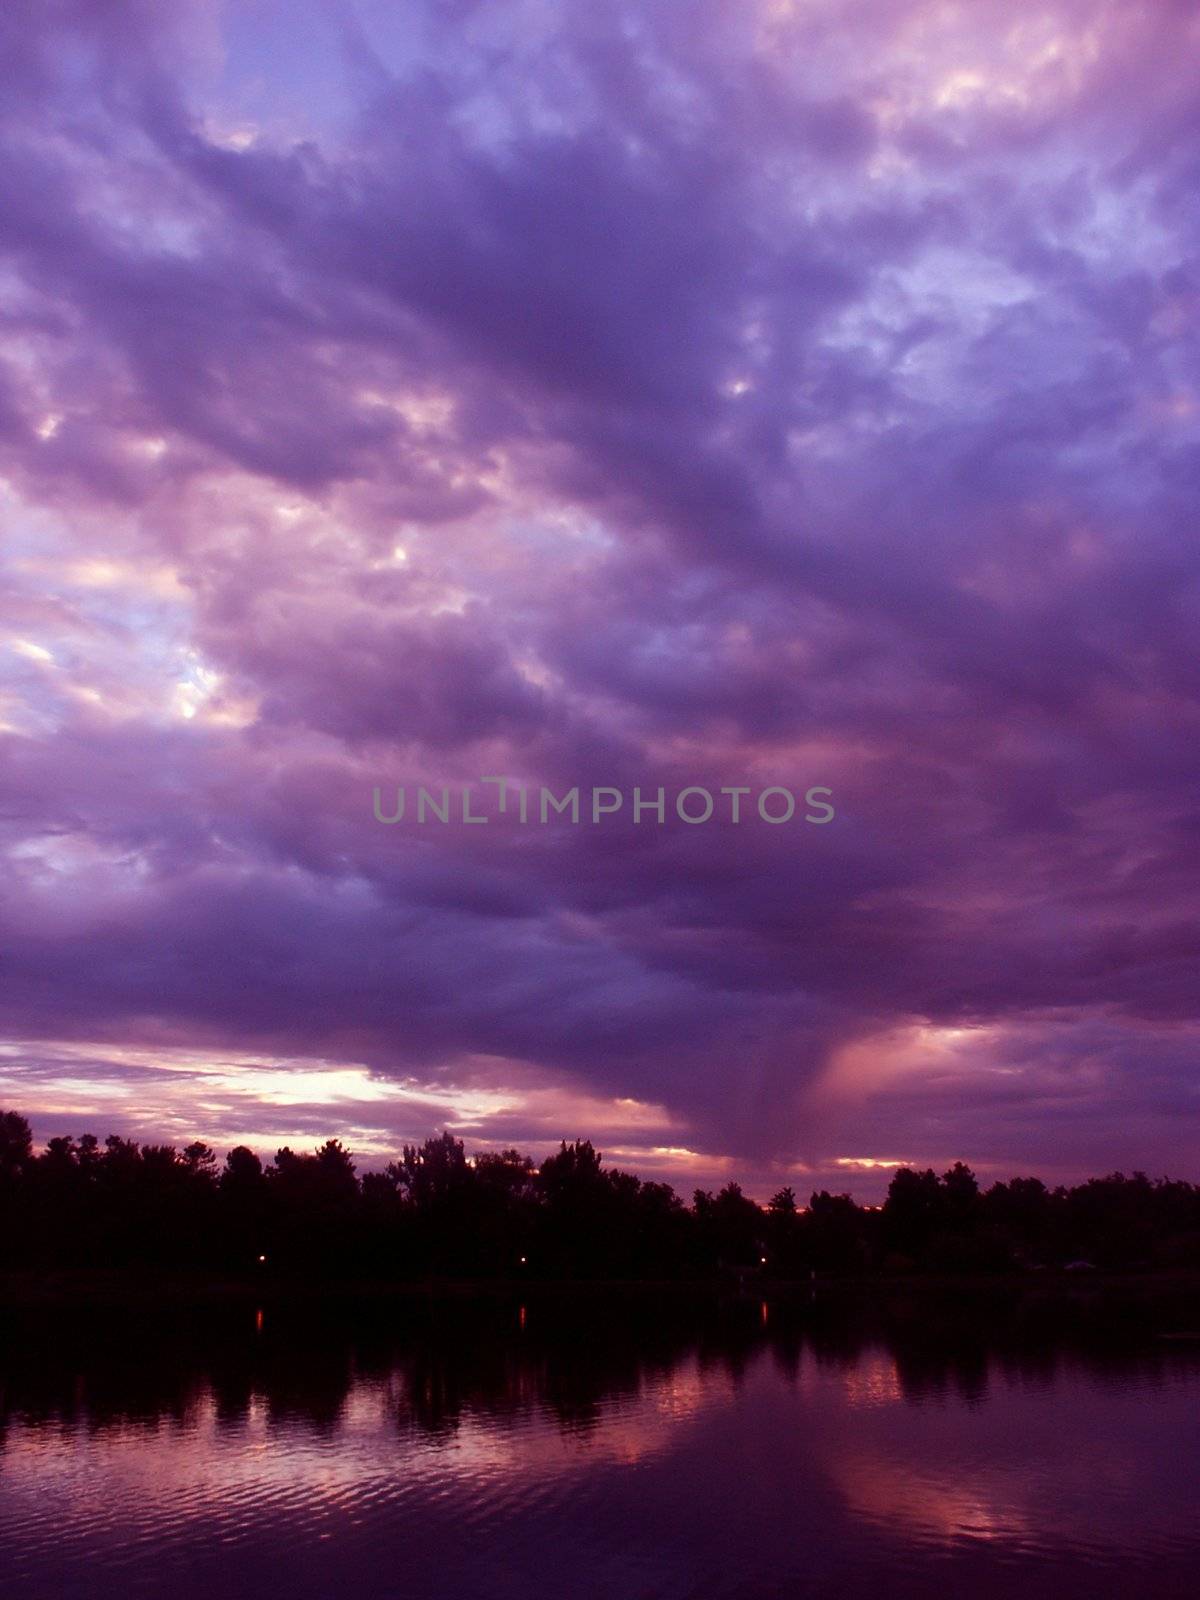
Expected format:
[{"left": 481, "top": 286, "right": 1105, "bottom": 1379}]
[{"left": 2, "top": 0, "right": 1199, "bottom": 1200}]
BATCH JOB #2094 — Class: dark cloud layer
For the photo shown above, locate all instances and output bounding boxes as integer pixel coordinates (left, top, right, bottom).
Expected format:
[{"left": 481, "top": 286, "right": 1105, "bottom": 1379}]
[{"left": 1, "top": 0, "right": 1199, "bottom": 1191}]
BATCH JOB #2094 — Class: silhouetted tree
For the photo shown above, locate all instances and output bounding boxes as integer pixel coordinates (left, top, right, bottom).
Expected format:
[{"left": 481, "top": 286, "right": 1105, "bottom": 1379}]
[
  {"left": 0, "top": 1110, "right": 32, "bottom": 1183},
  {"left": 692, "top": 1182, "right": 764, "bottom": 1272},
  {"left": 536, "top": 1140, "right": 615, "bottom": 1277},
  {"left": 3, "top": 1106, "right": 1200, "bottom": 1283},
  {"left": 0, "top": 1111, "right": 33, "bottom": 1267},
  {"left": 806, "top": 1190, "right": 871, "bottom": 1273}
]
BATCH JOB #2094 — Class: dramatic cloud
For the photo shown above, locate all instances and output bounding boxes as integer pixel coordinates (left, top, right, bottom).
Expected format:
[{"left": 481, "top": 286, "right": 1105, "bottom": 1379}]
[{"left": 2, "top": 0, "right": 1199, "bottom": 1196}]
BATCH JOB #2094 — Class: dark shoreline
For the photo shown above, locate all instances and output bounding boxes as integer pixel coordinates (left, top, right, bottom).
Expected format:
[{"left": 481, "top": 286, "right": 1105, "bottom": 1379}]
[{"left": 5, "top": 1266, "right": 1200, "bottom": 1312}]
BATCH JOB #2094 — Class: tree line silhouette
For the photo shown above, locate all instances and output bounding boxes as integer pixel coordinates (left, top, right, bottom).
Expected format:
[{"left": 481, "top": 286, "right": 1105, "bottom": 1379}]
[{"left": 3, "top": 1108, "right": 1199, "bottom": 1279}]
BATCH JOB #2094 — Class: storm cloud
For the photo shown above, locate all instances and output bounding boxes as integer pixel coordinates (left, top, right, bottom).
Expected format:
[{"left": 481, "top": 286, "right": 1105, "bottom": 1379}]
[{"left": 1, "top": 0, "right": 1199, "bottom": 1195}]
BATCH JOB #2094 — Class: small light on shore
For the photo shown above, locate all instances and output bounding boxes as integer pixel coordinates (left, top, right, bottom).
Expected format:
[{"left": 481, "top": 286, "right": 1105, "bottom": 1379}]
[{"left": 257, "top": 1254, "right": 267, "bottom": 1264}]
